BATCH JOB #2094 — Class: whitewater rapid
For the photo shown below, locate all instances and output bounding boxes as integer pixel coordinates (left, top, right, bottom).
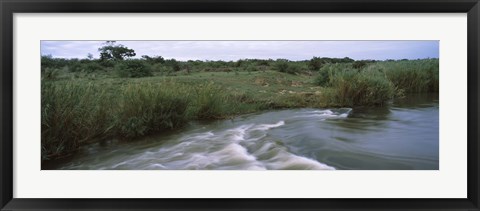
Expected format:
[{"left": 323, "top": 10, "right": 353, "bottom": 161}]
[{"left": 54, "top": 109, "right": 353, "bottom": 170}]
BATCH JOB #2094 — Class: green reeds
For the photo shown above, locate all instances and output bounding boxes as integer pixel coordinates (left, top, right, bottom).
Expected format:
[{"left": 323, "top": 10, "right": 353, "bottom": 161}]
[
  {"left": 379, "top": 59, "right": 439, "bottom": 93},
  {"left": 41, "top": 80, "right": 258, "bottom": 160},
  {"left": 190, "top": 82, "right": 226, "bottom": 119},
  {"left": 41, "top": 81, "right": 113, "bottom": 160},
  {"left": 328, "top": 69, "right": 396, "bottom": 106},
  {"left": 115, "top": 82, "right": 190, "bottom": 138},
  {"left": 316, "top": 59, "right": 439, "bottom": 106}
]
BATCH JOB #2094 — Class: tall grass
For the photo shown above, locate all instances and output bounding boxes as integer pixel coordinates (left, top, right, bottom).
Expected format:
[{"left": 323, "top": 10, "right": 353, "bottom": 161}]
[
  {"left": 115, "top": 83, "right": 190, "bottom": 138},
  {"left": 42, "top": 82, "right": 113, "bottom": 160},
  {"left": 41, "top": 80, "right": 259, "bottom": 160},
  {"left": 328, "top": 69, "right": 396, "bottom": 106},
  {"left": 189, "top": 82, "right": 226, "bottom": 119},
  {"left": 316, "top": 59, "right": 439, "bottom": 106},
  {"left": 378, "top": 59, "right": 439, "bottom": 93}
]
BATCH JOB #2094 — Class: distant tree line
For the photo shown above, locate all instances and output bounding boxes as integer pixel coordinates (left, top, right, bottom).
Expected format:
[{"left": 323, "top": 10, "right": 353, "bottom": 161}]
[{"left": 42, "top": 41, "right": 421, "bottom": 78}]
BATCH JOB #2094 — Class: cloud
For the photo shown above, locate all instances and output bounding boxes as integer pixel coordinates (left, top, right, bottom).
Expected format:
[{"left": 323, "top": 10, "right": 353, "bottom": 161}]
[{"left": 41, "top": 40, "right": 439, "bottom": 61}]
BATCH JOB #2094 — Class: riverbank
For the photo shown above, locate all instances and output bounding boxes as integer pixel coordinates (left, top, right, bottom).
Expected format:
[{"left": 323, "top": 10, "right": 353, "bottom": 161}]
[
  {"left": 42, "top": 71, "right": 328, "bottom": 160},
  {"left": 41, "top": 59, "right": 438, "bottom": 161},
  {"left": 42, "top": 94, "right": 439, "bottom": 170}
]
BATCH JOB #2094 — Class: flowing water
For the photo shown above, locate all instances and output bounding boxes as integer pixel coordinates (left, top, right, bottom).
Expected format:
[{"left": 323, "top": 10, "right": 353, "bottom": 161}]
[{"left": 43, "top": 94, "right": 439, "bottom": 170}]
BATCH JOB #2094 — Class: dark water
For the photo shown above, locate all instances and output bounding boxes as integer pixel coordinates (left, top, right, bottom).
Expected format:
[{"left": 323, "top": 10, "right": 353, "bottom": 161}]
[{"left": 43, "top": 94, "right": 439, "bottom": 170}]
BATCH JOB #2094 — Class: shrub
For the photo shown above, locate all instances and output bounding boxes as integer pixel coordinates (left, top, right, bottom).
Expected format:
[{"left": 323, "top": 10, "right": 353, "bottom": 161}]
[
  {"left": 235, "top": 60, "right": 244, "bottom": 68},
  {"left": 314, "top": 67, "right": 330, "bottom": 86},
  {"left": 68, "top": 63, "right": 83, "bottom": 72},
  {"left": 41, "top": 55, "right": 56, "bottom": 72},
  {"left": 314, "top": 63, "right": 356, "bottom": 87},
  {"left": 275, "top": 60, "right": 289, "bottom": 73},
  {"left": 142, "top": 55, "right": 165, "bottom": 64},
  {"left": 99, "top": 59, "right": 115, "bottom": 68},
  {"left": 258, "top": 60, "right": 270, "bottom": 66},
  {"left": 116, "top": 59, "right": 152, "bottom": 78},
  {"left": 352, "top": 61, "right": 368, "bottom": 69},
  {"left": 285, "top": 64, "right": 301, "bottom": 74},
  {"left": 165, "top": 59, "right": 181, "bottom": 72},
  {"left": 246, "top": 65, "right": 258, "bottom": 72},
  {"left": 309, "top": 57, "right": 324, "bottom": 71},
  {"left": 328, "top": 69, "right": 396, "bottom": 106},
  {"left": 69, "top": 62, "right": 103, "bottom": 73},
  {"left": 42, "top": 68, "right": 60, "bottom": 80},
  {"left": 275, "top": 60, "right": 302, "bottom": 74},
  {"left": 41, "top": 55, "right": 68, "bottom": 71},
  {"left": 83, "top": 62, "right": 103, "bottom": 73}
]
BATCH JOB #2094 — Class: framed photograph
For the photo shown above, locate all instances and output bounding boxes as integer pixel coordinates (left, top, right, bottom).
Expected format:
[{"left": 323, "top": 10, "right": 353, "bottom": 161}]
[{"left": 1, "top": 0, "right": 479, "bottom": 210}]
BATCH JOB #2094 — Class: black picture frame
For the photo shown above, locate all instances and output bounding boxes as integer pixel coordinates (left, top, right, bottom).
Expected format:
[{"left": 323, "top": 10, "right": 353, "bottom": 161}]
[{"left": 1, "top": 0, "right": 479, "bottom": 210}]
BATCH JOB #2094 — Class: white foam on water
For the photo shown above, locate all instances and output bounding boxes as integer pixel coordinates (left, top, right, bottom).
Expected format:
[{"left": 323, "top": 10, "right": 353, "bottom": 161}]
[
  {"left": 293, "top": 109, "right": 352, "bottom": 120},
  {"left": 58, "top": 120, "right": 334, "bottom": 170},
  {"left": 182, "top": 131, "right": 215, "bottom": 141},
  {"left": 252, "top": 121, "right": 285, "bottom": 131},
  {"left": 293, "top": 114, "right": 337, "bottom": 118},
  {"left": 210, "top": 143, "right": 259, "bottom": 164},
  {"left": 158, "top": 121, "right": 332, "bottom": 170},
  {"left": 223, "top": 126, "right": 251, "bottom": 142},
  {"left": 308, "top": 110, "right": 334, "bottom": 115}
]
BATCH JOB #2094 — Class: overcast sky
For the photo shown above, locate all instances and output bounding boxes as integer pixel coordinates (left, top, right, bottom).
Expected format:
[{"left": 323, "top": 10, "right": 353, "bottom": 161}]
[{"left": 41, "top": 40, "right": 439, "bottom": 61}]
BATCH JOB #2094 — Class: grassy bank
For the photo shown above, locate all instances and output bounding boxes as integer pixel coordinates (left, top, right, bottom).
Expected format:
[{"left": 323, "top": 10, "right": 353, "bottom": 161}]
[
  {"left": 41, "top": 58, "right": 438, "bottom": 160},
  {"left": 314, "top": 59, "right": 439, "bottom": 106},
  {"left": 41, "top": 79, "right": 262, "bottom": 160}
]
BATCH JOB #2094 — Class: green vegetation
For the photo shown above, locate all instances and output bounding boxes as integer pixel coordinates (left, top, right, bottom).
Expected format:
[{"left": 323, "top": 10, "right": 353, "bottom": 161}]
[
  {"left": 98, "top": 41, "right": 136, "bottom": 61},
  {"left": 41, "top": 42, "right": 438, "bottom": 160},
  {"left": 42, "top": 82, "right": 113, "bottom": 160},
  {"left": 312, "top": 59, "right": 439, "bottom": 106},
  {"left": 116, "top": 59, "right": 153, "bottom": 78},
  {"left": 380, "top": 59, "right": 439, "bottom": 93},
  {"left": 326, "top": 68, "right": 396, "bottom": 106}
]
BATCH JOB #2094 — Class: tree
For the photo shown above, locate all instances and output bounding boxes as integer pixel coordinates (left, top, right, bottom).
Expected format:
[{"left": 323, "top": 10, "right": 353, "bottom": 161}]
[
  {"left": 87, "top": 53, "right": 94, "bottom": 60},
  {"left": 309, "top": 57, "right": 325, "bottom": 71},
  {"left": 141, "top": 55, "right": 165, "bottom": 64},
  {"left": 165, "top": 59, "right": 181, "bottom": 71},
  {"left": 98, "top": 41, "right": 136, "bottom": 61}
]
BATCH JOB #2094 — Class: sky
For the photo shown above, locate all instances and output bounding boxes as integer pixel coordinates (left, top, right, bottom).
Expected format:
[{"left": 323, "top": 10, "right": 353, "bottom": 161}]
[{"left": 41, "top": 41, "right": 439, "bottom": 61}]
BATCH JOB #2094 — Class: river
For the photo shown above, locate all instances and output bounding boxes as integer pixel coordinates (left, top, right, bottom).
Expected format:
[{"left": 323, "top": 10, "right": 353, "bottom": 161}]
[{"left": 43, "top": 94, "right": 439, "bottom": 170}]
